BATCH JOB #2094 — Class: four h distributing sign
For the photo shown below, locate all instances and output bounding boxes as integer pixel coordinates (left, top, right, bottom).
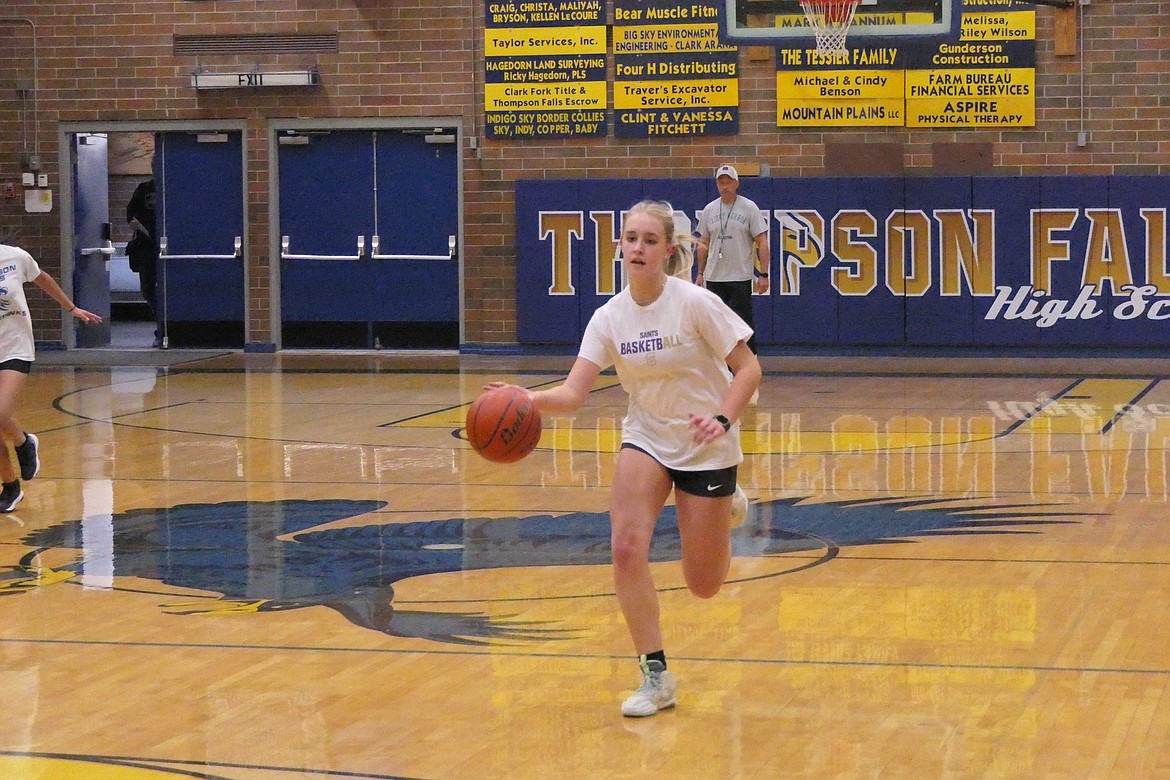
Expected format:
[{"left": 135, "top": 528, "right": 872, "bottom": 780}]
[{"left": 612, "top": 0, "right": 739, "bottom": 137}]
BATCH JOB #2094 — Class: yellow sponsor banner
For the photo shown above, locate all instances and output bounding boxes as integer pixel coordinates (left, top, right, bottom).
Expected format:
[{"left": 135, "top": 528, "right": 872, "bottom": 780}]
[
  {"left": 906, "top": 67, "right": 1033, "bottom": 99},
  {"left": 614, "top": 77, "right": 738, "bottom": 110},
  {"left": 772, "top": 11, "right": 934, "bottom": 31},
  {"left": 777, "top": 98, "right": 903, "bottom": 127},
  {"left": 960, "top": 11, "right": 1036, "bottom": 42},
  {"left": 613, "top": 22, "right": 736, "bottom": 55},
  {"left": 906, "top": 88, "right": 1034, "bottom": 127},
  {"left": 484, "top": 25, "right": 606, "bottom": 57},
  {"left": 613, "top": 3, "right": 719, "bottom": 22},
  {"left": 778, "top": 69, "right": 904, "bottom": 100},
  {"left": 485, "top": 79, "right": 606, "bottom": 111}
]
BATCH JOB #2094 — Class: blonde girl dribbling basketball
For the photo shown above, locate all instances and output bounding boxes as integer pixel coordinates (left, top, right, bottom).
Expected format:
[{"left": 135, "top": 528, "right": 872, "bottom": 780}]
[{"left": 487, "top": 199, "right": 761, "bottom": 717}]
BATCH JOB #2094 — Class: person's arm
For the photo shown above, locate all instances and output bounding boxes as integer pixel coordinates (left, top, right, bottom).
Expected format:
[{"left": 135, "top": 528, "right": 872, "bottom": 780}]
[
  {"left": 753, "top": 231, "right": 770, "bottom": 295},
  {"left": 127, "top": 189, "right": 147, "bottom": 235},
  {"left": 487, "top": 357, "right": 602, "bottom": 417},
  {"left": 31, "top": 272, "right": 103, "bottom": 324},
  {"left": 688, "top": 341, "right": 761, "bottom": 444},
  {"left": 695, "top": 234, "right": 710, "bottom": 286}
]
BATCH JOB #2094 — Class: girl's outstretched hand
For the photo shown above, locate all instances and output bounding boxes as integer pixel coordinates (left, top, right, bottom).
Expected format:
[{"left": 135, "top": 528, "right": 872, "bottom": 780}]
[{"left": 71, "top": 307, "right": 102, "bottom": 325}]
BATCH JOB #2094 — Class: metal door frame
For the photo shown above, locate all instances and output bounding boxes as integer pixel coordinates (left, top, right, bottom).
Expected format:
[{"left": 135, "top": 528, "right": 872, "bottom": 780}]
[
  {"left": 268, "top": 116, "right": 463, "bottom": 350},
  {"left": 59, "top": 120, "right": 248, "bottom": 350}
]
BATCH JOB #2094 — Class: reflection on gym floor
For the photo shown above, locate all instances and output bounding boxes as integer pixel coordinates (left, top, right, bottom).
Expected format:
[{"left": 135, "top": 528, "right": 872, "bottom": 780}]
[{"left": 1, "top": 352, "right": 1169, "bottom": 779}]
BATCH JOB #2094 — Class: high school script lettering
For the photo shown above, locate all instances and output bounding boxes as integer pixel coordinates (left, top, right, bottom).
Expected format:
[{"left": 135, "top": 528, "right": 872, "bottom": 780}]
[{"left": 984, "top": 285, "right": 1170, "bottom": 328}]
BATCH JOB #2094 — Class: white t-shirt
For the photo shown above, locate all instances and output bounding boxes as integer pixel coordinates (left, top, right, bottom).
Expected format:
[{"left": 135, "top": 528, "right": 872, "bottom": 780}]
[
  {"left": 578, "top": 276, "right": 753, "bottom": 470},
  {"left": 697, "top": 194, "right": 768, "bottom": 282},
  {"left": 0, "top": 245, "right": 41, "bottom": 362}
]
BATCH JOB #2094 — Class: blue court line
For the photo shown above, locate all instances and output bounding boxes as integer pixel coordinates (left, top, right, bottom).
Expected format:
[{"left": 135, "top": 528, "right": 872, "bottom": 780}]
[
  {"left": 995, "top": 377, "right": 1085, "bottom": 438},
  {"left": 1100, "top": 378, "right": 1161, "bottom": 434}
]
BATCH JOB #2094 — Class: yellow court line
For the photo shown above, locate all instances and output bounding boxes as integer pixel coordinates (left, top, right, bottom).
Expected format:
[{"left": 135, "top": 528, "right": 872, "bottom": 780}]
[
  {"left": 393, "top": 378, "right": 1005, "bottom": 454},
  {"left": 1006, "top": 378, "right": 1157, "bottom": 436},
  {"left": 393, "top": 379, "right": 623, "bottom": 429},
  {"left": 540, "top": 426, "right": 980, "bottom": 455},
  {"left": 0, "top": 757, "right": 195, "bottom": 779},
  {"left": 390, "top": 378, "right": 1170, "bottom": 455}
]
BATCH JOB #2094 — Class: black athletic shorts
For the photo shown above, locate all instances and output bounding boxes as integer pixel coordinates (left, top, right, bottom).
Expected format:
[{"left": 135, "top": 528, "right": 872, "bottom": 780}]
[
  {"left": 0, "top": 359, "right": 32, "bottom": 375},
  {"left": 621, "top": 443, "right": 738, "bottom": 498}
]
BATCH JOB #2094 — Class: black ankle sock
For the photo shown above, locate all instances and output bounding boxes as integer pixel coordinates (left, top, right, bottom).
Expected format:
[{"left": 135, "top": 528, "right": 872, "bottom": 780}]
[{"left": 642, "top": 650, "right": 667, "bottom": 669}]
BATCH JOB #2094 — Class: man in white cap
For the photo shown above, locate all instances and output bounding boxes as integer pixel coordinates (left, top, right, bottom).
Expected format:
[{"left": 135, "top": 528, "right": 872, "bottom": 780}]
[{"left": 695, "top": 164, "right": 770, "bottom": 358}]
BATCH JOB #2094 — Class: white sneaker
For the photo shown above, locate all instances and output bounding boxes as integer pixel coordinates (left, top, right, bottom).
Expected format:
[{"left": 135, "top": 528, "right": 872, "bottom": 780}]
[
  {"left": 730, "top": 485, "right": 749, "bottom": 528},
  {"left": 621, "top": 659, "right": 677, "bottom": 717}
]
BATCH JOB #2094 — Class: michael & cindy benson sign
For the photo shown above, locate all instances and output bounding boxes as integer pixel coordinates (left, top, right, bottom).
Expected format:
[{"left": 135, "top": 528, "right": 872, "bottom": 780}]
[{"left": 515, "top": 175, "right": 1170, "bottom": 349}]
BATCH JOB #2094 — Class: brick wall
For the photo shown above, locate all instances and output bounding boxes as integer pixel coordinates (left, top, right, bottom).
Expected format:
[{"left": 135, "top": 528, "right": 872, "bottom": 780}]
[{"left": 1, "top": 1, "right": 1167, "bottom": 348}]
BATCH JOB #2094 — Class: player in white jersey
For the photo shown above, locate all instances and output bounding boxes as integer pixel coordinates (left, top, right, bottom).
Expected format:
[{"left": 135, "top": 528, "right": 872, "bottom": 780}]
[
  {"left": 0, "top": 244, "right": 102, "bottom": 511},
  {"left": 488, "top": 200, "right": 761, "bottom": 717}
]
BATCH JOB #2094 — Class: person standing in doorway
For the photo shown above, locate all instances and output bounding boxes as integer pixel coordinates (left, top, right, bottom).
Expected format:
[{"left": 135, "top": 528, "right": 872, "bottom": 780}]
[
  {"left": 126, "top": 178, "right": 161, "bottom": 347},
  {"left": 0, "top": 242, "right": 102, "bottom": 511},
  {"left": 695, "top": 165, "right": 770, "bottom": 356}
]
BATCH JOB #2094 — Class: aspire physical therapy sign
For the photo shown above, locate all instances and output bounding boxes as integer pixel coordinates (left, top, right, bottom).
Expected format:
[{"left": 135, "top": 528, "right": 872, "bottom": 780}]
[{"left": 514, "top": 175, "right": 1170, "bottom": 349}]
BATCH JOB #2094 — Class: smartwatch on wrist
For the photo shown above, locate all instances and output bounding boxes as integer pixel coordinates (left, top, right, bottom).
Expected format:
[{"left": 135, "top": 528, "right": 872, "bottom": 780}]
[{"left": 713, "top": 414, "right": 731, "bottom": 432}]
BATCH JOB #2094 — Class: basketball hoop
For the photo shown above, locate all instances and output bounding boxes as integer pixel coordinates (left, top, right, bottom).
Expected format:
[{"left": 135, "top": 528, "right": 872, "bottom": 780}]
[{"left": 799, "top": 0, "right": 862, "bottom": 57}]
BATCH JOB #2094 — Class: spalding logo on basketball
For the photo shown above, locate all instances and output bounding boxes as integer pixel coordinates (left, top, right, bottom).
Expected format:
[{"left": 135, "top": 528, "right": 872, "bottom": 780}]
[{"left": 465, "top": 386, "right": 542, "bottom": 463}]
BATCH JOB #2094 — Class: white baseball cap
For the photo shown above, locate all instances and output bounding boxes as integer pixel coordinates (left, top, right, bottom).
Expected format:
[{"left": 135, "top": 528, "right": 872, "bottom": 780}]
[{"left": 715, "top": 164, "right": 739, "bottom": 181}]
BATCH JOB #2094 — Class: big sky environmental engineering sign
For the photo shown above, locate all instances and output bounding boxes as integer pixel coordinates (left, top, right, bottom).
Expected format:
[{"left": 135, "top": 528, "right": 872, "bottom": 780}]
[{"left": 515, "top": 175, "right": 1170, "bottom": 349}]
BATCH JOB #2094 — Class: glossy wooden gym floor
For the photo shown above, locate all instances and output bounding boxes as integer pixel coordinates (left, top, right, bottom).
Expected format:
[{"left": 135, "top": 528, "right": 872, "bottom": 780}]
[{"left": 1, "top": 350, "right": 1169, "bottom": 779}]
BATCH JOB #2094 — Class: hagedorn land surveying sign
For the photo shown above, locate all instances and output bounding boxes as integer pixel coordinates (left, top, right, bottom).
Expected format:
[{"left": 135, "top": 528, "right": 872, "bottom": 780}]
[{"left": 484, "top": 0, "right": 607, "bottom": 138}]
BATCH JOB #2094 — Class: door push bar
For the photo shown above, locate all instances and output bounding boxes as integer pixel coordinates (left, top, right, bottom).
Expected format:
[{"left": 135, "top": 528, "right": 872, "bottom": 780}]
[
  {"left": 79, "top": 240, "right": 114, "bottom": 257},
  {"left": 280, "top": 235, "right": 366, "bottom": 261},
  {"left": 80, "top": 222, "right": 115, "bottom": 256},
  {"left": 370, "top": 234, "right": 457, "bottom": 261},
  {"left": 160, "top": 236, "right": 244, "bottom": 260},
  {"left": 281, "top": 235, "right": 457, "bottom": 261}
]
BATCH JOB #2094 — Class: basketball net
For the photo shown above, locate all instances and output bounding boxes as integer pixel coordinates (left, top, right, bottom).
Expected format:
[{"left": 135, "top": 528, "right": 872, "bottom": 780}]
[{"left": 799, "top": 0, "right": 861, "bottom": 57}]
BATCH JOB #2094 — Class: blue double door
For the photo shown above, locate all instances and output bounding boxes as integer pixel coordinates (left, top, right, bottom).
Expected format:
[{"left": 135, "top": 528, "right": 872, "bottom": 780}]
[{"left": 277, "top": 129, "right": 459, "bottom": 349}]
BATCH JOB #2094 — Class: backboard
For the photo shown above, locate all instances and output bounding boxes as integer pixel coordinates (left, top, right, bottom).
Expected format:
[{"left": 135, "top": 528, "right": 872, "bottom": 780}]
[{"left": 723, "top": 0, "right": 957, "bottom": 43}]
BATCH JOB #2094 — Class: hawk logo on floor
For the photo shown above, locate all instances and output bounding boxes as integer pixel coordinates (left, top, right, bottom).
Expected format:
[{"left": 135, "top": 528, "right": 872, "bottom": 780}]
[{"left": 2, "top": 497, "right": 1082, "bottom": 645}]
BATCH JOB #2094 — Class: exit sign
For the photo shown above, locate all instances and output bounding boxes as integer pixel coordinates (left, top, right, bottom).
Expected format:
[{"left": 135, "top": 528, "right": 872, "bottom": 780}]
[{"left": 190, "top": 70, "right": 320, "bottom": 89}]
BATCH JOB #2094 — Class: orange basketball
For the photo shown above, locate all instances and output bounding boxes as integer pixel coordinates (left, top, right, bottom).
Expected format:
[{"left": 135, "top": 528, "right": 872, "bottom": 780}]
[{"left": 466, "top": 386, "right": 542, "bottom": 463}]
